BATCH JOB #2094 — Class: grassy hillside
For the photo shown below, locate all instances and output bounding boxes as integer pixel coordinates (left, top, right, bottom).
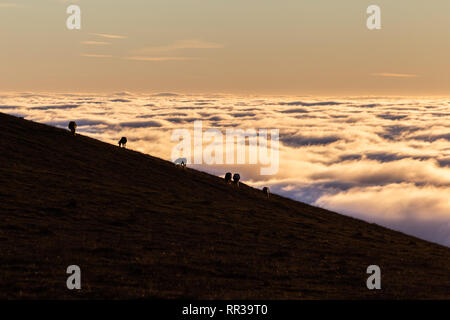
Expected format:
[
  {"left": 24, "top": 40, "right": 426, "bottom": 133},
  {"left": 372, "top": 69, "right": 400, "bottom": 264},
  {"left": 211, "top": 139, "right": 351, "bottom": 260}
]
[{"left": 0, "top": 112, "right": 449, "bottom": 299}]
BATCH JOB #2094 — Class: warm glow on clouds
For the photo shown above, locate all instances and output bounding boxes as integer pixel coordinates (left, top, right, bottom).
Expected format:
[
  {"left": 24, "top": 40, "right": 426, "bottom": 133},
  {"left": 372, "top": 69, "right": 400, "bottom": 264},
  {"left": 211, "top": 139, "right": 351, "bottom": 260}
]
[
  {"left": 1, "top": 93, "right": 449, "bottom": 246},
  {"left": 81, "top": 54, "right": 113, "bottom": 58},
  {"left": 81, "top": 41, "right": 110, "bottom": 45},
  {"left": 125, "top": 57, "right": 198, "bottom": 62},
  {"left": 132, "top": 40, "right": 224, "bottom": 54},
  {"left": 89, "top": 33, "right": 127, "bottom": 39},
  {"left": 371, "top": 73, "right": 418, "bottom": 78}
]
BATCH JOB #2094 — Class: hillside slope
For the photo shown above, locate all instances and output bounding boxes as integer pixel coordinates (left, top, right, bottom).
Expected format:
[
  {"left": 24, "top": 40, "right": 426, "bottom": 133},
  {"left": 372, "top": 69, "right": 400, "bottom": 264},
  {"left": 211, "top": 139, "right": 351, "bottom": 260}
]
[{"left": 0, "top": 112, "right": 449, "bottom": 299}]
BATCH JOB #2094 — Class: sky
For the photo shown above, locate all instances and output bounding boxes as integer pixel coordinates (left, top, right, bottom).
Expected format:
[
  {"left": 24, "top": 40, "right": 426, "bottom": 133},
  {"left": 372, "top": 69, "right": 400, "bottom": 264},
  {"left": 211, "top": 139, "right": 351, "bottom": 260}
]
[{"left": 1, "top": 0, "right": 450, "bottom": 95}]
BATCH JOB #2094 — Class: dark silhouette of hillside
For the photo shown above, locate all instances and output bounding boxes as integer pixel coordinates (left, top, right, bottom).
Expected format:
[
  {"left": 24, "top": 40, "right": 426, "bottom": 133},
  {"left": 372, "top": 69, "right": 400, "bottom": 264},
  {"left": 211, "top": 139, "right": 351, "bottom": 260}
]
[{"left": 0, "top": 112, "right": 449, "bottom": 299}]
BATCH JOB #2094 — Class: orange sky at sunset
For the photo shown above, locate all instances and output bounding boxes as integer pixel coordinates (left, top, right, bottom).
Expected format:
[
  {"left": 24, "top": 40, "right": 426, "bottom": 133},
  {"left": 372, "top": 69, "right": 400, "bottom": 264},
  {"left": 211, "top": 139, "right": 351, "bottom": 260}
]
[{"left": 1, "top": 0, "right": 449, "bottom": 95}]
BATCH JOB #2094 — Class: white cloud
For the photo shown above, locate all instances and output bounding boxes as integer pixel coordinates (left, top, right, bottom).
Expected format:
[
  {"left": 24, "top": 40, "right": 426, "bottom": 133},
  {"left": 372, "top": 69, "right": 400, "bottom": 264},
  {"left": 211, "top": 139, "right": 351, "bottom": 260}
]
[
  {"left": 90, "top": 33, "right": 127, "bottom": 39},
  {"left": 81, "top": 54, "right": 113, "bottom": 58},
  {"left": 81, "top": 41, "right": 110, "bottom": 45},
  {"left": 371, "top": 73, "right": 418, "bottom": 78},
  {"left": 125, "top": 56, "right": 198, "bottom": 62},
  {"left": 133, "top": 40, "right": 224, "bottom": 54},
  {"left": 1, "top": 94, "right": 449, "bottom": 246}
]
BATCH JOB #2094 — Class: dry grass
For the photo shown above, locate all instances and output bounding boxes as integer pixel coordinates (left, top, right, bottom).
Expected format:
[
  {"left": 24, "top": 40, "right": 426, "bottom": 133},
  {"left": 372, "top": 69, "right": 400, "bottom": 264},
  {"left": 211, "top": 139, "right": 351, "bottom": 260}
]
[{"left": 0, "top": 112, "right": 449, "bottom": 299}]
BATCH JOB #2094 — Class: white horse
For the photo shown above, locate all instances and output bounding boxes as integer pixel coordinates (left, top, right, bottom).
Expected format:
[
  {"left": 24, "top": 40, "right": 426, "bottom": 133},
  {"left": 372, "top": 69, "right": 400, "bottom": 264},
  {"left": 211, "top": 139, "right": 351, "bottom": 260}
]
[{"left": 174, "top": 157, "right": 187, "bottom": 168}]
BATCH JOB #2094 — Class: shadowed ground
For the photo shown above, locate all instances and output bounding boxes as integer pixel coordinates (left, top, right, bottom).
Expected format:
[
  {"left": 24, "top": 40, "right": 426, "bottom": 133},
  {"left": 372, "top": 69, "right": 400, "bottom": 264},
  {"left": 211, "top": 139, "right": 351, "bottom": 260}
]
[{"left": 0, "top": 112, "right": 449, "bottom": 299}]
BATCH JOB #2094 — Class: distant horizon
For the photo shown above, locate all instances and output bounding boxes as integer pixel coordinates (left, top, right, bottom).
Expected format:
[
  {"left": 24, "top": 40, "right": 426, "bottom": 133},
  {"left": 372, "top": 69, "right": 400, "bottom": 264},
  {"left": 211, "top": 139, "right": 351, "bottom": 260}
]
[{"left": 2, "top": 90, "right": 450, "bottom": 98}]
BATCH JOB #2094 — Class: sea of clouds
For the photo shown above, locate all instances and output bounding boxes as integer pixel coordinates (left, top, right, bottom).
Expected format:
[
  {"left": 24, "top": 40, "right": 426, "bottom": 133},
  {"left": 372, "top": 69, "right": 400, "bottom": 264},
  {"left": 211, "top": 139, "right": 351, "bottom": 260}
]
[{"left": 1, "top": 92, "right": 449, "bottom": 246}]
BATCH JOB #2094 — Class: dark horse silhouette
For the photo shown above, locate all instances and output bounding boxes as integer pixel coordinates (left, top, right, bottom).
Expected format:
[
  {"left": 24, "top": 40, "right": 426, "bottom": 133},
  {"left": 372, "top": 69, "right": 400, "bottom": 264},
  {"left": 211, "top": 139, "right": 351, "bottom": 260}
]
[
  {"left": 233, "top": 173, "right": 240, "bottom": 187},
  {"left": 118, "top": 137, "right": 127, "bottom": 148},
  {"left": 68, "top": 121, "right": 77, "bottom": 135},
  {"left": 263, "top": 187, "right": 270, "bottom": 199}
]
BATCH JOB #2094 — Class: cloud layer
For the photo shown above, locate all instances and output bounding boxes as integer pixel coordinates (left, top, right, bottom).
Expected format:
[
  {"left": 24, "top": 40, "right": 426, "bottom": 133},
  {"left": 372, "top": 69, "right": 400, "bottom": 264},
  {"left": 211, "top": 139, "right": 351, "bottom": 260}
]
[{"left": 1, "top": 93, "right": 449, "bottom": 246}]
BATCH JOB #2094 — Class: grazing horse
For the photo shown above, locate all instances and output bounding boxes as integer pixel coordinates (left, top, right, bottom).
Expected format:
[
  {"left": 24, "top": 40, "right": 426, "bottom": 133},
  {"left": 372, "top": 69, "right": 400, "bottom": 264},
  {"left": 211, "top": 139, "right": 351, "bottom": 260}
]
[
  {"left": 174, "top": 157, "right": 187, "bottom": 168},
  {"left": 68, "top": 121, "right": 77, "bottom": 135},
  {"left": 263, "top": 187, "right": 270, "bottom": 199},
  {"left": 233, "top": 173, "right": 241, "bottom": 187},
  {"left": 118, "top": 137, "right": 127, "bottom": 148}
]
